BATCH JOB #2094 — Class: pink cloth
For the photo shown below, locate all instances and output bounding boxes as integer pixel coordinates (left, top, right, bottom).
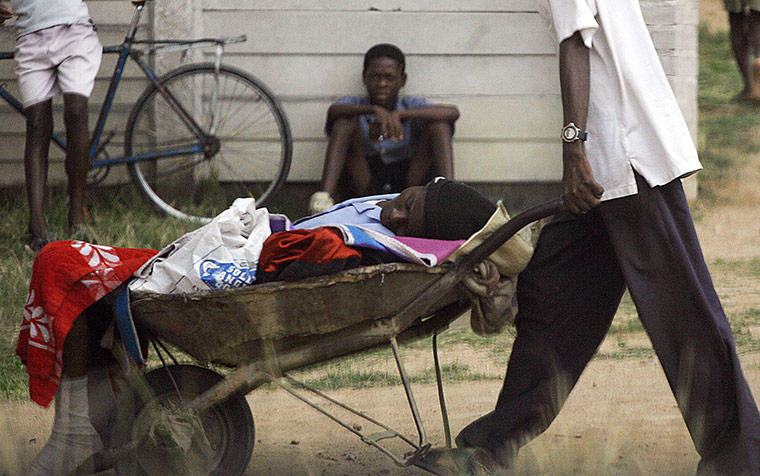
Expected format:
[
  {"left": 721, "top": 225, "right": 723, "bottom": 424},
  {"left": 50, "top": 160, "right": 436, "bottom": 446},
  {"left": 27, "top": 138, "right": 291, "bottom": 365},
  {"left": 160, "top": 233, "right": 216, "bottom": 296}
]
[{"left": 16, "top": 241, "right": 156, "bottom": 407}]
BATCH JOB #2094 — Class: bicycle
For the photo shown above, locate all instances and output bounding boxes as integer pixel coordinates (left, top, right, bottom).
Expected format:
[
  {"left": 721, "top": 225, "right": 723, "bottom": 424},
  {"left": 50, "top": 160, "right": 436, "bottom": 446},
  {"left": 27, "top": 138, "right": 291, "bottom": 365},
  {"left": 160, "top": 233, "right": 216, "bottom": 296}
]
[{"left": 0, "top": 0, "right": 292, "bottom": 223}]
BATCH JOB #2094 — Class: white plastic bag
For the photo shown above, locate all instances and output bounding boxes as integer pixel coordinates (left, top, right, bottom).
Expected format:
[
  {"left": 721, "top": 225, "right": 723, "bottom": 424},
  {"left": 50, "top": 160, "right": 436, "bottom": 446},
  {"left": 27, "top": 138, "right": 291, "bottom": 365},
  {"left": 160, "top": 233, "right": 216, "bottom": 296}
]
[{"left": 130, "top": 198, "right": 271, "bottom": 294}]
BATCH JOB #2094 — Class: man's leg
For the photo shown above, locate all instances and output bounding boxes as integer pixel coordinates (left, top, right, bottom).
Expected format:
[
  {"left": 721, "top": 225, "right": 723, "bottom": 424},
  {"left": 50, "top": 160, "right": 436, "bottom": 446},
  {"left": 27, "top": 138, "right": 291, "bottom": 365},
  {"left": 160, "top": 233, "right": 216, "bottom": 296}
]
[
  {"left": 456, "top": 210, "right": 626, "bottom": 466},
  {"left": 601, "top": 172, "right": 760, "bottom": 475},
  {"left": 405, "top": 120, "right": 454, "bottom": 188},
  {"left": 24, "top": 99, "right": 53, "bottom": 240},
  {"left": 63, "top": 93, "right": 90, "bottom": 230},
  {"left": 728, "top": 10, "right": 760, "bottom": 100}
]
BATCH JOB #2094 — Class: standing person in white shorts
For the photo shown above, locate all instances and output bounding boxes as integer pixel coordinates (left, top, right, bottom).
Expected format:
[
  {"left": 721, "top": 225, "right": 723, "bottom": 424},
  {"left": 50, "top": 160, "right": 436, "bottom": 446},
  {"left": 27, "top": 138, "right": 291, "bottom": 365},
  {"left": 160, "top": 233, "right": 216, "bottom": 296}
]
[
  {"left": 0, "top": 0, "right": 102, "bottom": 254},
  {"left": 1, "top": 3, "right": 105, "bottom": 475},
  {"left": 725, "top": 0, "right": 760, "bottom": 101}
]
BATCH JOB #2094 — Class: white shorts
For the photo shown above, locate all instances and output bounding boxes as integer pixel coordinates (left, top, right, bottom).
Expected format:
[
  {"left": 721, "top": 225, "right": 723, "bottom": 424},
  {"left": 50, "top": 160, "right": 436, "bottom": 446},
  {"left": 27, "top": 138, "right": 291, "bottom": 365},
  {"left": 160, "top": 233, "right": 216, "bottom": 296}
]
[{"left": 14, "top": 24, "right": 102, "bottom": 108}]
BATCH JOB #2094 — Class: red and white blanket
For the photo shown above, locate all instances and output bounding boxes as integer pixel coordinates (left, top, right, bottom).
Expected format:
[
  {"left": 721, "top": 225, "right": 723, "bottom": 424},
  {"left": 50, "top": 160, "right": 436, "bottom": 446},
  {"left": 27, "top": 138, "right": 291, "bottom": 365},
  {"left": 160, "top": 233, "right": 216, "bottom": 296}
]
[{"left": 16, "top": 241, "right": 156, "bottom": 407}]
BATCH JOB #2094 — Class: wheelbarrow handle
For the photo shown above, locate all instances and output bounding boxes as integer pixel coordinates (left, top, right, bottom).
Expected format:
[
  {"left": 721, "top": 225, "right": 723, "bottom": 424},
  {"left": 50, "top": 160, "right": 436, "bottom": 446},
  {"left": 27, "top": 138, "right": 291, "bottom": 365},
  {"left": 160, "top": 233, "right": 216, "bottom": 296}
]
[
  {"left": 390, "top": 197, "right": 566, "bottom": 333},
  {"left": 455, "top": 196, "right": 565, "bottom": 272}
]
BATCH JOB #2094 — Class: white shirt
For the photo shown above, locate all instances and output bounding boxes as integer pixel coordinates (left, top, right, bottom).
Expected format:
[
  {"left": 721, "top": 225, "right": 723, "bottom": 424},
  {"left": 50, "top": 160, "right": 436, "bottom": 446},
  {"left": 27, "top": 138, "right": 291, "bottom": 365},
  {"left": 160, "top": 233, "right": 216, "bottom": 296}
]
[
  {"left": 535, "top": 0, "right": 701, "bottom": 201},
  {"left": 11, "top": 0, "right": 92, "bottom": 38}
]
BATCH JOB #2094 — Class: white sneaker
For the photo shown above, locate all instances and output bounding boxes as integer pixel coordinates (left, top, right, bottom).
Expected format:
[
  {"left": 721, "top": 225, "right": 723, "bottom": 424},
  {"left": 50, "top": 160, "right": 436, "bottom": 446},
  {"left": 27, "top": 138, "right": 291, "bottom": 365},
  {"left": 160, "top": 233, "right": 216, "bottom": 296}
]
[{"left": 309, "top": 191, "right": 334, "bottom": 215}]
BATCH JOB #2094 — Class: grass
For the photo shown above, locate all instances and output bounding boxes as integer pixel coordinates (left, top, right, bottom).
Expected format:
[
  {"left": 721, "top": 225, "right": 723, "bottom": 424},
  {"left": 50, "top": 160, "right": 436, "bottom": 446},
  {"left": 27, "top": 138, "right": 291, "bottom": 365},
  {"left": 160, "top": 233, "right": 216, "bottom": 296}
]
[
  {"left": 295, "top": 362, "right": 501, "bottom": 392},
  {"left": 1, "top": 26, "right": 760, "bottom": 399},
  {"left": 712, "top": 257, "right": 760, "bottom": 278}
]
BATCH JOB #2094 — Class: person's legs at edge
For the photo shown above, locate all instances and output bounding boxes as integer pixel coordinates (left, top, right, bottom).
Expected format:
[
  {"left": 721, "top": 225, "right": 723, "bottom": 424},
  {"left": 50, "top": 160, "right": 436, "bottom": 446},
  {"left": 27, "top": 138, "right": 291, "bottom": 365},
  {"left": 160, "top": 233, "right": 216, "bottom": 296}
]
[
  {"left": 456, "top": 210, "right": 626, "bottom": 467},
  {"left": 24, "top": 99, "right": 53, "bottom": 241},
  {"left": 404, "top": 120, "right": 454, "bottom": 188},
  {"left": 602, "top": 172, "right": 760, "bottom": 475},
  {"left": 728, "top": 8, "right": 760, "bottom": 100},
  {"left": 28, "top": 314, "right": 103, "bottom": 476},
  {"left": 747, "top": 9, "right": 760, "bottom": 92},
  {"left": 63, "top": 93, "right": 90, "bottom": 231}
]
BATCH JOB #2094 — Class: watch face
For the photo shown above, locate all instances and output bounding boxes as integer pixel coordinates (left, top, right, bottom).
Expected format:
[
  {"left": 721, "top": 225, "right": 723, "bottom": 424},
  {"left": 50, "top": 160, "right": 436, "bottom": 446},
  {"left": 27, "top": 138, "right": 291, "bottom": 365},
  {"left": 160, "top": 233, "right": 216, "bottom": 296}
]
[{"left": 563, "top": 126, "right": 576, "bottom": 141}]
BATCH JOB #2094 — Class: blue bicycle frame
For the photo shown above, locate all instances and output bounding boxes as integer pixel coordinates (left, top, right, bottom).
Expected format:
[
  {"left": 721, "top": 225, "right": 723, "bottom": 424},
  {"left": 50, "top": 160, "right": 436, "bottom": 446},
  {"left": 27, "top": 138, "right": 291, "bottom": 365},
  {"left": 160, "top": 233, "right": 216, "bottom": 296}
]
[{"left": 0, "top": 4, "right": 214, "bottom": 170}]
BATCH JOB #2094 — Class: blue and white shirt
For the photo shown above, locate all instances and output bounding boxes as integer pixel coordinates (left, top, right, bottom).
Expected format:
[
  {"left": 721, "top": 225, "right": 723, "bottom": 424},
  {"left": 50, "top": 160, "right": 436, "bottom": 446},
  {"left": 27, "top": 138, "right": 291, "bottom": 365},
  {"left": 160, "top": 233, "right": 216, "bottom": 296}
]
[{"left": 293, "top": 194, "right": 398, "bottom": 235}]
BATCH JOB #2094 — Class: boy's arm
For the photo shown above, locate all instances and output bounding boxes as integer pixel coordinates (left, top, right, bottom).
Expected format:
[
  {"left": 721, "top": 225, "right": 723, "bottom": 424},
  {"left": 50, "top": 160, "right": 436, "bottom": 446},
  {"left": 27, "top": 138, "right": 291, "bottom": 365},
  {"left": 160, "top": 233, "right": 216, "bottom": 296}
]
[
  {"left": 398, "top": 104, "right": 460, "bottom": 123},
  {"left": 0, "top": 4, "right": 13, "bottom": 26},
  {"left": 326, "top": 102, "right": 404, "bottom": 142},
  {"left": 326, "top": 102, "right": 381, "bottom": 124}
]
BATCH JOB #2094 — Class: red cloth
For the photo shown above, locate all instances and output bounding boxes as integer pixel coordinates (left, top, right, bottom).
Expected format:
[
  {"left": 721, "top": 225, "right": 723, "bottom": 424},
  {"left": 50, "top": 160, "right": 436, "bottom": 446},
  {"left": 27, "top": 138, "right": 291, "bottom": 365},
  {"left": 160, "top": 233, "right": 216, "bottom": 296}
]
[
  {"left": 16, "top": 241, "right": 157, "bottom": 407},
  {"left": 257, "top": 228, "right": 362, "bottom": 283}
]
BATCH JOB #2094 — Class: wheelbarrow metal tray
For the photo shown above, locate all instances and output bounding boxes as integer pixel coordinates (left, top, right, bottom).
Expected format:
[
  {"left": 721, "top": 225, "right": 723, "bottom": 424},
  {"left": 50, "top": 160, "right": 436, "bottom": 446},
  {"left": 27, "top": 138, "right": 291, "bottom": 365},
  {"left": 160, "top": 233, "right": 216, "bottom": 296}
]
[{"left": 130, "top": 262, "right": 464, "bottom": 367}]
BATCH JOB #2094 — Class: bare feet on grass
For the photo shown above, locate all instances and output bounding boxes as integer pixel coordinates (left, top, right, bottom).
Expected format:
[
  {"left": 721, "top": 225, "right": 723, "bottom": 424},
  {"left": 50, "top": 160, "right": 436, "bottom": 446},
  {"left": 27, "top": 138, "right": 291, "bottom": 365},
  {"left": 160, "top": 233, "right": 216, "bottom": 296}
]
[{"left": 736, "top": 58, "right": 760, "bottom": 103}]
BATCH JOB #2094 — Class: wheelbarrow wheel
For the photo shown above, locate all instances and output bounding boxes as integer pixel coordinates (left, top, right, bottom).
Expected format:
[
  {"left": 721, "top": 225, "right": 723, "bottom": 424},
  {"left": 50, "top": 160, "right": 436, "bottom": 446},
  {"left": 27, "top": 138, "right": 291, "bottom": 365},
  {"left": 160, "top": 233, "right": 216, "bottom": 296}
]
[{"left": 112, "top": 364, "right": 254, "bottom": 476}]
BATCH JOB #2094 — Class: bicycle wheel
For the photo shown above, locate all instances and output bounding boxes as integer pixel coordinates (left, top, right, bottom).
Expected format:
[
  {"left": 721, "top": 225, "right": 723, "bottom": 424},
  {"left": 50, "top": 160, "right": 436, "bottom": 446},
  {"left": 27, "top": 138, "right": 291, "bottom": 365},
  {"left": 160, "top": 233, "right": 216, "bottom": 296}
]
[{"left": 125, "top": 63, "right": 292, "bottom": 222}]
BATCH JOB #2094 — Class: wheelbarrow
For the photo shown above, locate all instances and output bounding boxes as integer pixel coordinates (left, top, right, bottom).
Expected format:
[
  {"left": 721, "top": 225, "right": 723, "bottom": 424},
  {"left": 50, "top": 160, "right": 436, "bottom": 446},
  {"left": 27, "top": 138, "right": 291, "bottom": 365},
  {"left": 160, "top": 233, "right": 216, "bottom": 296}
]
[{"left": 105, "top": 198, "right": 564, "bottom": 476}]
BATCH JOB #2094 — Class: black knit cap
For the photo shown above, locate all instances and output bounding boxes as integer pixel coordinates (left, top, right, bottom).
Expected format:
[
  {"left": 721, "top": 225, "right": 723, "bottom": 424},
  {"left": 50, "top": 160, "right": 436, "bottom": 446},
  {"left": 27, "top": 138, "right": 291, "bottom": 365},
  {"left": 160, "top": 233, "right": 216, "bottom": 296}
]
[
  {"left": 363, "top": 43, "right": 406, "bottom": 74},
  {"left": 421, "top": 179, "right": 496, "bottom": 240}
]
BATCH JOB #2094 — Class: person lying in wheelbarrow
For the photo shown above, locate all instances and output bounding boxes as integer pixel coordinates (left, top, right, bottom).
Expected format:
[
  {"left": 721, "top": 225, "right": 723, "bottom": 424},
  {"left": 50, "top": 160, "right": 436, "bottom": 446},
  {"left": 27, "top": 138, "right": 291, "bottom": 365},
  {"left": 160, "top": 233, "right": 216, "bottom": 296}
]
[{"left": 16, "top": 178, "right": 532, "bottom": 476}]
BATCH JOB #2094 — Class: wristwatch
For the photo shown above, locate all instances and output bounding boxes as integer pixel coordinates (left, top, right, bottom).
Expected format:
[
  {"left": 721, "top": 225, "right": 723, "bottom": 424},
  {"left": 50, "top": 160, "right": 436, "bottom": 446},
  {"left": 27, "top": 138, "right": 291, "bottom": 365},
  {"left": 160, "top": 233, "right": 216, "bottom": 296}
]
[{"left": 561, "top": 122, "right": 588, "bottom": 143}]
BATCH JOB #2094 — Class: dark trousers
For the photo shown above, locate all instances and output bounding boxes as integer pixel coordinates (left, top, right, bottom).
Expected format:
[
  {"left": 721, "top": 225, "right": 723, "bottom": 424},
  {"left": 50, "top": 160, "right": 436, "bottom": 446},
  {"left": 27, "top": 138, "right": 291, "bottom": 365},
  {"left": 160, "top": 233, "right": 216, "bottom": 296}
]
[{"left": 457, "top": 172, "right": 760, "bottom": 475}]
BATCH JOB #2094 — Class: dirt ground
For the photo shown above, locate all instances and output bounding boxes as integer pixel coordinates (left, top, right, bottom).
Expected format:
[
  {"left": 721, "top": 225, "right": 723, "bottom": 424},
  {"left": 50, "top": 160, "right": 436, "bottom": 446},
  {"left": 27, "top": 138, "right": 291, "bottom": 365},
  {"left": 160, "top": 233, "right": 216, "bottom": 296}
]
[{"left": 3, "top": 2, "right": 760, "bottom": 475}]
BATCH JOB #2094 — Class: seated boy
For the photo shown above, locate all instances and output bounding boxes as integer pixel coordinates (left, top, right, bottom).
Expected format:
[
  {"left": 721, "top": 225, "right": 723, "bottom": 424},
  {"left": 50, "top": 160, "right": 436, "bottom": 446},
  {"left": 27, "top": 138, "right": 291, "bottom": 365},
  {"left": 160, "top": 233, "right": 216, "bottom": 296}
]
[{"left": 310, "top": 43, "right": 460, "bottom": 214}]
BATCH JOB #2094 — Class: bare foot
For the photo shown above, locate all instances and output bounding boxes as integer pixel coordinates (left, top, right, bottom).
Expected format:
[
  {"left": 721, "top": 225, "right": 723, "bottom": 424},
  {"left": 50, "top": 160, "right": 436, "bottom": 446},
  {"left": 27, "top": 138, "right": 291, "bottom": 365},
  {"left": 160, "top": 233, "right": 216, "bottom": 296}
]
[{"left": 733, "top": 89, "right": 760, "bottom": 103}]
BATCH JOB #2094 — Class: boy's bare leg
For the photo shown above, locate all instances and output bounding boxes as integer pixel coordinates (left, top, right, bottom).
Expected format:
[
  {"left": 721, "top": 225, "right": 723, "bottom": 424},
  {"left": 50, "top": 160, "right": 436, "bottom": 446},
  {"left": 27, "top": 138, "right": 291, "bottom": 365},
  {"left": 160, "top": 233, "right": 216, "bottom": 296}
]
[
  {"left": 320, "top": 118, "right": 372, "bottom": 200},
  {"left": 343, "top": 135, "right": 372, "bottom": 199},
  {"left": 61, "top": 313, "right": 89, "bottom": 378},
  {"left": 29, "top": 313, "right": 103, "bottom": 476},
  {"left": 405, "top": 120, "right": 454, "bottom": 188},
  {"left": 320, "top": 118, "right": 356, "bottom": 200},
  {"left": 729, "top": 11, "right": 760, "bottom": 100},
  {"left": 24, "top": 99, "right": 53, "bottom": 240},
  {"left": 749, "top": 10, "right": 760, "bottom": 92},
  {"left": 63, "top": 93, "right": 90, "bottom": 229}
]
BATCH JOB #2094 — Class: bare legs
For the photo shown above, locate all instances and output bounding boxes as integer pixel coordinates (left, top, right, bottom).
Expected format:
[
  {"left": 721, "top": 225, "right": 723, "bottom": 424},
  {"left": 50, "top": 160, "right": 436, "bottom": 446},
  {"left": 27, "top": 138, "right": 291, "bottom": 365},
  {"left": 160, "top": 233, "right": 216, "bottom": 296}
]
[
  {"left": 29, "top": 313, "right": 103, "bottom": 476},
  {"left": 405, "top": 120, "right": 454, "bottom": 189},
  {"left": 319, "top": 117, "right": 372, "bottom": 201},
  {"left": 729, "top": 9, "right": 760, "bottom": 101},
  {"left": 318, "top": 118, "right": 454, "bottom": 202},
  {"left": 63, "top": 94, "right": 90, "bottom": 230},
  {"left": 24, "top": 93, "right": 90, "bottom": 244},
  {"left": 61, "top": 313, "right": 89, "bottom": 378},
  {"left": 24, "top": 99, "right": 53, "bottom": 239}
]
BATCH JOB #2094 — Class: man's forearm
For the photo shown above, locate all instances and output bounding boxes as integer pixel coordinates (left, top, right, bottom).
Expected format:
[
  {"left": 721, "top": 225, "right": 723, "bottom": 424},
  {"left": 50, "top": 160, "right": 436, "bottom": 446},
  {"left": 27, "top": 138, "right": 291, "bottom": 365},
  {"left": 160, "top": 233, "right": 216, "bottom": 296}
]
[
  {"left": 559, "top": 31, "right": 590, "bottom": 131},
  {"left": 398, "top": 105, "right": 459, "bottom": 123},
  {"left": 558, "top": 30, "right": 603, "bottom": 213}
]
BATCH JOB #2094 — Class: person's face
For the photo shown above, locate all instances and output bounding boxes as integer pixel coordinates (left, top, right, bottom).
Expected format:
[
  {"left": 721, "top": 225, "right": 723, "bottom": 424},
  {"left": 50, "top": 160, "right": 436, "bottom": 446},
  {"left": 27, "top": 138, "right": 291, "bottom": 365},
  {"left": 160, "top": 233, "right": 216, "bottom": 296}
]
[
  {"left": 379, "top": 186, "right": 426, "bottom": 236},
  {"left": 363, "top": 57, "right": 406, "bottom": 109}
]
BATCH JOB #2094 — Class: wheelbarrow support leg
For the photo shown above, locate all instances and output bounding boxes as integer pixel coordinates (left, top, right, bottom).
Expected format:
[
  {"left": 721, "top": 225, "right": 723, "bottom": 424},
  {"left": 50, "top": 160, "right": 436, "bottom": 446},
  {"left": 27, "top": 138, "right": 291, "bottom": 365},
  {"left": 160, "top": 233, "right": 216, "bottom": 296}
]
[{"left": 390, "top": 336, "right": 427, "bottom": 447}]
